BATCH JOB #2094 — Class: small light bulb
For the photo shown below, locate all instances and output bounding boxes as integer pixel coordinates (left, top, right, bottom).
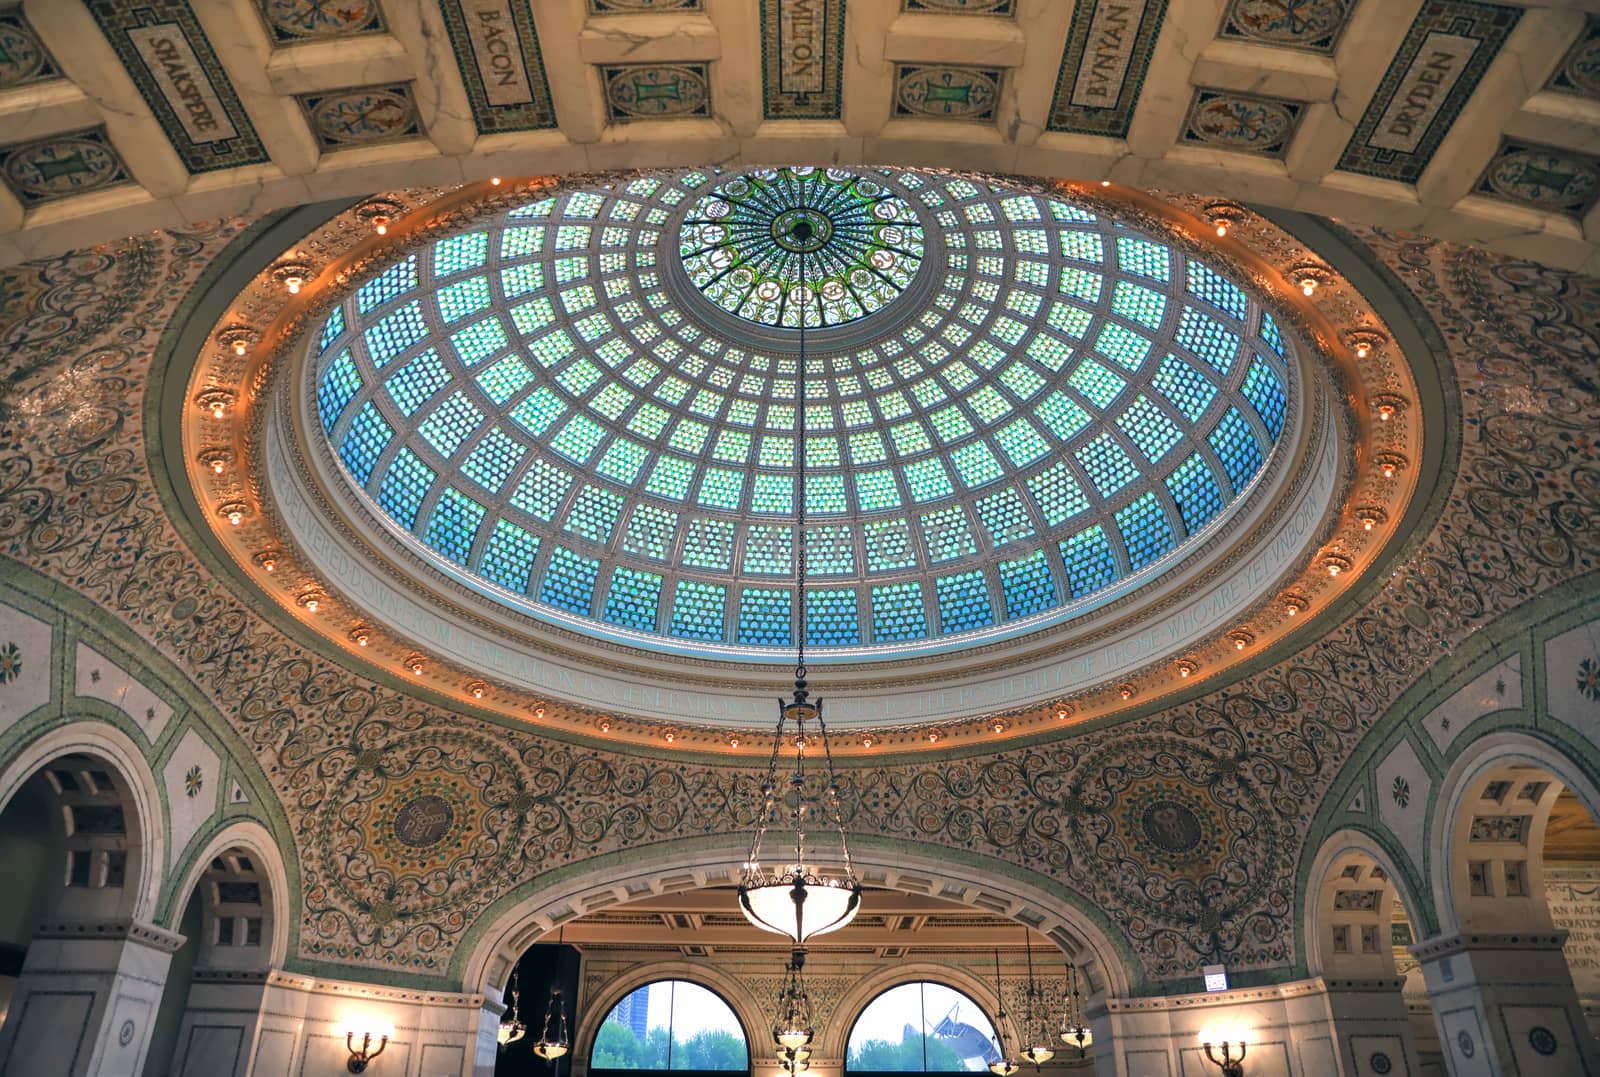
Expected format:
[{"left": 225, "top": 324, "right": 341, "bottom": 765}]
[
  {"left": 227, "top": 510, "right": 242, "bottom": 525},
  {"left": 355, "top": 631, "right": 369, "bottom": 646},
  {"left": 372, "top": 216, "right": 389, "bottom": 235},
  {"left": 491, "top": 176, "right": 502, "bottom": 187},
  {"left": 1179, "top": 666, "right": 1190, "bottom": 678},
  {"left": 991, "top": 720, "right": 1005, "bottom": 734},
  {"left": 1355, "top": 341, "right": 1372, "bottom": 359},
  {"left": 262, "top": 558, "right": 275, "bottom": 573},
  {"left": 1234, "top": 637, "right": 1247, "bottom": 651},
  {"left": 1214, "top": 220, "right": 1229, "bottom": 238},
  {"left": 1120, "top": 687, "right": 1132, "bottom": 700},
  {"left": 1362, "top": 517, "right": 1375, "bottom": 532},
  {"left": 211, "top": 404, "right": 226, "bottom": 419},
  {"left": 411, "top": 661, "right": 424, "bottom": 675},
  {"left": 1056, "top": 708, "right": 1069, "bottom": 721},
  {"left": 728, "top": 735, "right": 740, "bottom": 748},
  {"left": 663, "top": 730, "right": 675, "bottom": 743},
  {"left": 533, "top": 705, "right": 547, "bottom": 719},
  {"left": 861, "top": 735, "right": 875, "bottom": 748},
  {"left": 1286, "top": 601, "right": 1301, "bottom": 616},
  {"left": 1100, "top": 180, "right": 1111, "bottom": 187},
  {"left": 599, "top": 718, "right": 610, "bottom": 732},
  {"left": 1378, "top": 404, "right": 1394, "bottom": 422},
  {"left": 232, "top": 340, "right": 248, "bottom": 356},
  {"left": 1329, "top": 564, "right": 1341, "bottom": 576},
  {"left": 1381, "top": 462, "right": 1397, "bottom": 478},
  {"left": 1300, "top": 278, "right": 1317, "bottom": 297},
  {"left": 210, "top": 458, "right": 225, "bottom": 474},
  {"left": 285, "top": 275, "right": 303, "bottom": 295},
  {"left": 472, "top": 685, "right": 484, "bottom": 699},
  {"left": 305, "top": 598, "right": 318, "bottom": 613}
]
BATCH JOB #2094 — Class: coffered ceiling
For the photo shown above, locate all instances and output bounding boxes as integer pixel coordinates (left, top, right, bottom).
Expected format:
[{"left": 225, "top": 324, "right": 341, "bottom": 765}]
[{"left": 0, "top": 0, "right": 1596, "bottom": 271}]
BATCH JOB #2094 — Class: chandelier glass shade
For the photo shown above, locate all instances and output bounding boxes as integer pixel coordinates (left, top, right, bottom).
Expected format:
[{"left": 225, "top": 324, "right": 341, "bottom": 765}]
[
  {"left": 736, "top": 234, "right": 861, "bottom": 947},
  {"left": 987, "top": 948, "right": 1020, "bottom": 1077},
  {"left": 532, "top": 985, "right": 570, "bottom": 1060},
  {"left": 773, "top": 953, "right": 816, "bottom": 1065},
  {"left": 1059, "top": 964, "right": 1092, "bottom": 1056},
  {"left": 497, "top": 968, "right": 526, "bottom": 1049},
  {"left": 1019, "top": 930, "right": 1054, "bottom": 1067}
]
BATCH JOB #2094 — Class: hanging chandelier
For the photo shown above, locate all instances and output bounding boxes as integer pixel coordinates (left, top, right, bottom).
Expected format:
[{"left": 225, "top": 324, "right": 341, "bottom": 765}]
[
  {"left": 987, "top": 948, "right": 1020, "bottom": 1077},
  {"left": 1058, "top": 963, "right": 1092, "bottom": 1058},
  {"left": 496, "top": 967, "right": 526, "bottom": 1049},
  {"left": 532, "top": 930, "right": 570, "bottom": 1061},
  {"left": 737, "top": 231, "right": 861, "bottom": 949},
  {"left": 1017, "top": 929, "right": 1055, "bottom": 1067},
  {"left": 773, "top": 951, "right": 816, "bottom": 1074}
]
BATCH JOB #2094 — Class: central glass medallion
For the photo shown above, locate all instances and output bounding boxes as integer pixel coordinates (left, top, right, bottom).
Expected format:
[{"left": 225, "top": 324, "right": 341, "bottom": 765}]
[{"left": 679, "top": 166, "right": 925, "bottom": 330}]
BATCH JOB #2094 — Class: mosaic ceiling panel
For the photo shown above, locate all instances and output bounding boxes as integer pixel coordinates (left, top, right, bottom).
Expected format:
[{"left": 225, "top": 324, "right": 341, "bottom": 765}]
[{"left": 310, "top": 168, "right": 1289, "bottom": 656}]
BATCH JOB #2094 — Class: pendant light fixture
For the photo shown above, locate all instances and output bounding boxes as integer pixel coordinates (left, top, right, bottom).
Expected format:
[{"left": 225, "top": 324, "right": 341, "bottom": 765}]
[
  {"left": 737, "top": 234, "right": 861, "bottom": 949},
  {"left": 773, "top": 950, "right": 815, "bottom": 1075},
  {"left": 987, "top": 948, "right": 1020, "bottom": 1077},
  {"left": 1017, "top": 929, "right": 1055, "bottom": 1068},
  {"left": 533, "top": 929, "right": 570, "bottom": 1061},
  {"left": 1058, "top": 963, "right": 1092, "bottom": 1058},
  {"left": 496, "top": 967, "right": 526, "bottom": 1049}
]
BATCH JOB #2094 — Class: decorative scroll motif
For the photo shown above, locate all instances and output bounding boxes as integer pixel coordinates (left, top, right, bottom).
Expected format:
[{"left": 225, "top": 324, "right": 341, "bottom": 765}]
[
  {"left": 85, "top": 0, "right": 270, "bottom": 173},
  {"left": 893, "top": 64, "right": 1001, "bottom": 121},
  {"left": 0, "top": 192, "right": 1598, "bottom": 986},
  {"left": 1220, "top": 0, "right": 1352, "bottom": 54},
  {"left": 1046, "top": 0, "right": 1168, "bottom": 137},
  {"left": 257, "top": 0, "right": 385, "bottom": 43},
  {"left": 602, "top": 64, "right": 712, "bottom": 121},
  {"left": 1474, "top": 140, "right": 1600, "bottom": 218},
  {"left": 1546, "top": 17, "right": 1600, "bottom": 100},
  {"left": 0, "top": 9, "right": 59, "bottom": 88},
  {"left": 0, "top": 129, "right": 130, "bottom": 207},
  {"left": 760, "top": 0, "right": 846, "bottom": 120},
  {"left": 1182, "top": 90, "right": 1304, "bottom": 157},
  {"left": 1336, "top": 0, "right": 1522, "bottom": 184},
  {"left": 298, "top": 84, "right": 422, "bottom": 149},
  {"left": 439, "top": 0, "right": 558, "bottom": 133},
  {"left": 1332, "top": 889, "right": 1381, "bottom": 911},
  {"left": 1468, "top": 814, "right": 1530, "bottom": 843}
]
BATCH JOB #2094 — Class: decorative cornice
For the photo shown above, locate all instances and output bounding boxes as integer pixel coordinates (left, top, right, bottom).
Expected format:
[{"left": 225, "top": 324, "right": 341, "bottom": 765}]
[{"left": 1408, "top": 930, "right": 1571, "bottom": 961}]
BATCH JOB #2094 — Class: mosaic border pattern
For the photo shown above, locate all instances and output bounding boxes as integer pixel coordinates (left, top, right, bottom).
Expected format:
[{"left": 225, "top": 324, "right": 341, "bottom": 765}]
[
  {"left": 1047, "top": 0, "right": 1170, "bottom": 138},
  {"left": 1336, "top": 0, "right": 1521, "bottom": 185},
  {"left": 439, "top": 0, "right": 558, "bottom": 134},
  {"left": 84, "top": 0, "right": 270, "bottom": 174},
  {"left": 760, "top": 0, "right": 847, "bottom": 120}
]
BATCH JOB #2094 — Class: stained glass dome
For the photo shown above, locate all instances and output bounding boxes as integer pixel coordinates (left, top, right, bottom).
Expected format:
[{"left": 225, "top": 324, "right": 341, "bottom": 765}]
[{"left": 310, "top": 167, "right": 1293, "bottom": 660}]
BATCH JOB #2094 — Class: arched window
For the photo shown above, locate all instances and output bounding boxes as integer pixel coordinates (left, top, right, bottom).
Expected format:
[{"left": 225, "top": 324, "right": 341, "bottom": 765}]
[
  {"left": 590, "top": 979, "right": 749, "bottom": 1072},
  {"left": 846, "top": 982, "right": 999, "bottom": 1072}
]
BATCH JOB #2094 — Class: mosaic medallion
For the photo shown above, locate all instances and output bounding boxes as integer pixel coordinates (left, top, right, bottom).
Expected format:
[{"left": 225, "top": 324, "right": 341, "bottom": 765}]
[
  {"left": 679, "top": 168, "right": 925, "bottom": 330},
  {"left": 1368, "top": 1052, "right": 1392, "bottom": 1074},
  {"left": 893, "top": 64, "right": 1000, "bottom": 120},
  {"left": 260, "top": 0, "right": 385, "bottom": 42},
  {"left": 904, "top": 0, "right": 1015, "bottom": 13},
  {"left": 1478, "top": 143, "right": 1599, "bottom": 215},
  {"left": 118, "top": 1019, "right": 135, "bottom": 1046},
  {"left": 0, "top": 641, "right": 20, "bottom": 684},
  {"left": 1141, "top": 799, "right": 1203, "bottom": 853},
  {"left": 0, "top": 131, "right": 129, "bottom": 206},
  {"left": 1457, "top": 1031, "right": 1475, "bottom": 1058},
  {"left": 602, "top": 64, "right": 711, "bottom": 121},
  {"left": 0, "top": 12, "right": 57, "bottom": 87},
  {"left": 1184, "top": 91, "right": 1302, "bottom": 157},
  {"left": 1118, "top": 779, "right": 1229, "bottom": 873},
  {"left": 300, "top": 84, "right": 420, "bottom": 149},
  {"left": 1529, "top": 1026, "right": 1558, "bottom": 1056},
  {"left": 1224, "top": 0, "right": 1350, "bottom": 53},
  {"left": 1580, "top": 658, "right": 1600, "bottom": 703},
  {"left": 394, "top": 793, "right": 455, "bottom": 847},
  {"left": 1548, "top": 18, "right": 1600, "bottom": 99},
  {"left": 590, "top": 0, "right": 702, "bottom": 10}
]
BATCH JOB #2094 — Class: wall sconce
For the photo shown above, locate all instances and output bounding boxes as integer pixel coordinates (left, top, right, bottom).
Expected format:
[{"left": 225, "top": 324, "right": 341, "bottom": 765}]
[
  {"left": 345, "top": 1029, "right": 389, "bottom": 1073},
  {"left": 1200, "top": 1030, "right": 1248, "bottom": 1076}
]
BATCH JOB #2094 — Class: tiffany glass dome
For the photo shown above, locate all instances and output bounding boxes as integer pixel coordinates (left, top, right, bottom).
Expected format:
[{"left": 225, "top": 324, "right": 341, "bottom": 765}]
[{"left": 309, "top": 167, "right": 1293, "bottom": 661}]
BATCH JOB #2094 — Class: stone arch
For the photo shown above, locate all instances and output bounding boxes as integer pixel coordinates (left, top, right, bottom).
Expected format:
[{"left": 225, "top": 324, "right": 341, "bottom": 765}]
[
  {"left": 576, "top": 961, "right": 763, "bottom": 1072},
  {"left": 0, "top": 720, "right": 164, "bottom": 923},
  {"left": 827, "top": 960, "right": 1010, "bottom": 1064},
  {"left": 165, "top": 819, "right": 290, "bottom": 971},
  {"left": 1429, "top": 730, "right": 1600, "bottom": 937},
  {"left": 456, "top": 836, "right": 1133, "bottom": 1004},
  {"left": 1303, "top": 828, "right": 1427, "bottom": 980}
]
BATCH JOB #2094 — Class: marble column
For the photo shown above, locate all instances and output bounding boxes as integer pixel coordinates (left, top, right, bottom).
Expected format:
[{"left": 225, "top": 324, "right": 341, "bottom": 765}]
[
  {"left": 1412, "top": 930, "right": 1600, "bottom": 1075},
  {"left": 0, "top": 917, "right": 182, "bottom": 1076}
]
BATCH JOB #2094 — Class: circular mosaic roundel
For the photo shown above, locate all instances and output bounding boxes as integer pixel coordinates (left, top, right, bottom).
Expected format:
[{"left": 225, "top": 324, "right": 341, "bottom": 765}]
[
  {"left": 394, "top": 794, "right": 455, "bottom": 847},
  {"left": 1529, "top": 1026, "right": 1558, "bottom": 1056},
  {"left": 679, "top": 167, "right": 925, "bottom": 330},
  {"left": 311, "top": 167, "right": 1293, "bottom": 659},
  {"left": 1141, "top": 800, "right": 1203, "bottom": 853},
  {"left": 1368, "top": 1051, "right": 1392, "bottom": 1074}
]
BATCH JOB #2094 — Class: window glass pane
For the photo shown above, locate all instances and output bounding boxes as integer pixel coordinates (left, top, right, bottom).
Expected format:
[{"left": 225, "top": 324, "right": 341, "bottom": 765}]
[
  {"left": 847, "top": 982, "right": 998, "bottom": 1072},
  {"left": 592, "top": 980, "right": 748, "bottom": 1071}
]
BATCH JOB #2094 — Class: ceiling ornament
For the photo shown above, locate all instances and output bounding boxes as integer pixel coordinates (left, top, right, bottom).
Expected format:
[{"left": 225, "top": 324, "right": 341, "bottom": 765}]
[{"left": 179, "top": 170, "right": 1422, "bottom": 754}]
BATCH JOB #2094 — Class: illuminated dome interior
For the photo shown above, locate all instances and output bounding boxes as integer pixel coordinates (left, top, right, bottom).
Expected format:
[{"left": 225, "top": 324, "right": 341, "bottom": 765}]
[{"left": 311, "top": 167, "right": 1292, "bottom": 659}]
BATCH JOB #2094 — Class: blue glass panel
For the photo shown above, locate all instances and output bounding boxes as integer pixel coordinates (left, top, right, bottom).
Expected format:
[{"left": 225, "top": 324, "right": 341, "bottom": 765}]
[
  {"left": 807, "top": 589, "right": 861, "bottom": 646},
  {"left": 870, "top": 583, "right": 928, "bottom": 642},
  {"left": 921, "top": 506, "right": 977, "bottom": 562},
  {"left": 1025, "top": 461, "right": 1089, "bottom": 527},
  {"left": 1240, "top": 358, "right": 1287, "bottom": 440},
  {"left": 480, "top": 518, "right": 540, "bottom": 592},
  {"left": 998, "top": 549, "right": 1056, "bottom": 618},
  {"left": 563, "top": 484, "right": 624, "bottom": 544},
  {"left": 1115, "top": 491, "right": 1174, "bottom": 571},
  {"left": 743, "top": 524, "right": 793, "bottom": 575},
  {"left": 460, "top": 426, "right": 525, "bottom": 495},
  {"left": 387, "top": 348, "right": 451, "bottom": 416},
  {"left": 318, "top": 348, "right": 362, "bottom": 432},
  {"left": 1185, "top": 260, "right": 1248, "bottom": 320},
  {"left": 1111, "top": 280, "right": 1165, "bottom": 329},
  {"left": 418, "top": 393, "right": 484, "bottom": 459},
  {"left": 425, "top": 487, "right": 487, "bottom": 565},
  {"left": 622, "top": 504, "right": 678, "bottom": 560},
  {"left": 806, "top": 525, "right": 855, "bottom": 574},
  {"left": 450, "top": 315, "right": 509, "bottom": 366},
  {"left": 1175, "top": 307, "right": 1240, "bottom": 376},
  {"left": 935, "top": 571, "right": 994, "bottom": 634},
  {"left": 1095, "top": 321, "right": 1153, "bottom": 372},
  {"left": 437, "top": 276, "right": 491, "bottom": 323},
  {"left": 539, "top": 546, "right": 599, "bottom": 615},
  {"left": 1076, "top": 433, "right": 1139, "bottom": 497},
  {"left": 377, "top": 447, "right": 434, "bottom": 530},
  {"left": 863, "top": 518, "right": 917, "bottom": 571},
  {"left": 1153, "top": 353, "right": 1217, "bottom": 421},
  {"left": 737, "top": 588, "right": 792, "bottom": 646},
  {"left": 435, "top": 231, "right": 489, "bottom": 274},
  {"left": 1116, "top": 235, "right": 1171, "bottom": 282},
  {"left": 669, "top": 580, "right": 726, "bottom": 641},
  {"left": 683, "top": 518, "right": 735, "bottom": 570},
  {"left": 603, "top": 566, "right": 663, "bottom": 632},
  {"left": 338, "top": 401, "right": 392, "bottom": 486},
  {"left": 1059, "top": 525, "right": 1119, "bottom": 597},
  {"left": 1258, "top": 311, "right": 1286, "bottom": 357},
  {"left": 357, "top": 255, "right": 417, "bottom": 313},
  {"left": 975, "top": 486, "right": 1035, "bottom": 547},
  {"left": 1115, "top": 393, "right": 1183, "bottom": 465},
  {"left": 319, "top": 305, "right": 346, "bottom": 352},
  {"left": 364, "top": 301, "right": 429, "bottom": 366},
  {"left": 508, "top": 457, "right": 573, "bottom": 521},
  {"left": 1207, "top": 407, "right": 1264, "bottom": 492},
  {"left": 1164, "top": 452, "right": 1223, "bottom": 537},
  {"left": 476, "top": 355, "right": 534, "bottom": 405}
]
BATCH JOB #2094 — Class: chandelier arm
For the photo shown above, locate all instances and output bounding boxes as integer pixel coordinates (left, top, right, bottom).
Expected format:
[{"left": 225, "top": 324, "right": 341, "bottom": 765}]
[
  {"left": 746, "top": 709, "right": 787, "bottom": 873},
  {"left": 814, "top": 706, "right": 854, "bottom": 878}
]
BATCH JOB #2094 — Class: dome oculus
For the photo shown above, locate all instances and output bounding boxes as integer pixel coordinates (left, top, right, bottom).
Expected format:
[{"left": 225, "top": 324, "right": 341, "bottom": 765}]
[
  {"left": 679, "top": 167, "right": 925, "bottom": 330},
  {"left": 310, "top": 168, "right": 1293, "bottom": 660}
]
